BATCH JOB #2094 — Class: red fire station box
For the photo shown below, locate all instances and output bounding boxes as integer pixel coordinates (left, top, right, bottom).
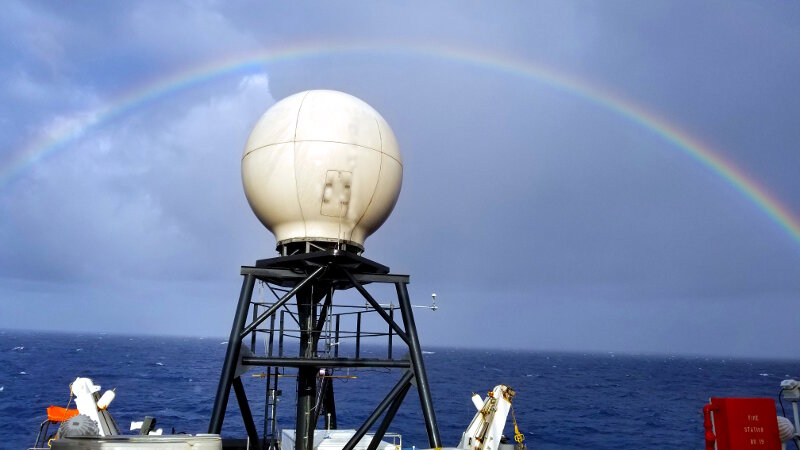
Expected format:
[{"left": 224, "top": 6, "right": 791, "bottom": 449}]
[{"left": 705, "top": 398, "right": 781, "bottom": 450}]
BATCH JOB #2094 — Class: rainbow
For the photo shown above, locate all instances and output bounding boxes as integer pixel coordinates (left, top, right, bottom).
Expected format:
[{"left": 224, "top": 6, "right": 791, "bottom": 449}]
[{"left": 4, "top": 42, "right": 800, "bottom": 246}]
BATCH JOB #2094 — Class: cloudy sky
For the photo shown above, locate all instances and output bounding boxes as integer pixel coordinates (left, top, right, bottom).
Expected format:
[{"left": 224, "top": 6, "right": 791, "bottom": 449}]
[{"left": 1, "top": 1, "right": 799, "bottom": 358}]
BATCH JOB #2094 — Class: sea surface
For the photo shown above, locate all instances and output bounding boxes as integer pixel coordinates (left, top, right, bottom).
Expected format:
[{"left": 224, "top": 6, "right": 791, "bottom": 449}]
[{"left": 1, "top": 330, "right": 798, "bottom": 449}]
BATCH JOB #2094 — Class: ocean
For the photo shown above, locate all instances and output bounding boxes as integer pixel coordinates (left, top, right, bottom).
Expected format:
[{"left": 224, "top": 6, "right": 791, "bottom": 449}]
[{"left": 1, "top": 330, "right": 797, "bottom": 449}]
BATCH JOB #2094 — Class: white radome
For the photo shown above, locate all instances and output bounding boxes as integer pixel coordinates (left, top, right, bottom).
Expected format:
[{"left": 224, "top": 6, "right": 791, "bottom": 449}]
[{"left": 242, "top": 90, "right": 403, "bottom": 252}]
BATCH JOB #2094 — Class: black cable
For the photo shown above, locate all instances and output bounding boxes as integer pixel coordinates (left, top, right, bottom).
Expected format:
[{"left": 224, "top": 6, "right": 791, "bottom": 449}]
[{"left": 793, "top": 436, "right": 799, "bottom": 450}]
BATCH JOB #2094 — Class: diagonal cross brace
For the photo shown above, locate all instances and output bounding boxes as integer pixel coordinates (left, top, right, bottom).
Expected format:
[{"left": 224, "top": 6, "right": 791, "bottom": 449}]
[
  {"left": 240, "top": 265, "right": 326, "bottom": 339},
  {"left": 341, "top": 370, "right": 415, "bottom": 450},
  {"left": 341, "top": 269, "right": 410, "bottom": 344}
]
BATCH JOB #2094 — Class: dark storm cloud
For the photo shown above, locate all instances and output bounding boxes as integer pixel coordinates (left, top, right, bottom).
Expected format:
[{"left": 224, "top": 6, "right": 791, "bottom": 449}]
[{"left": 0, "top": 1, "right": 798, "bottom": 356}]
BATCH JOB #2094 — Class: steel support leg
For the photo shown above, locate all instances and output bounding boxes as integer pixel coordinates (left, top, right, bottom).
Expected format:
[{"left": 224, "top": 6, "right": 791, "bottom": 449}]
[
  {"left": 296, "top": 285, "right": 325, "bottom": 450},
  {"left": 396, "top": 282, "right": 442, "bottom": 448},
  {"left": 209, "top": 274, "right": 256, "bottom": 433},
  {"left": 233, "top": 377, "right": 260, "bottom": 448}
]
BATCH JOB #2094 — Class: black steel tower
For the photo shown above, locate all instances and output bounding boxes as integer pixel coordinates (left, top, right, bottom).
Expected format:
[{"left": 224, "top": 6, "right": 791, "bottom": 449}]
[{"left": 208, "top": 249, "right": 441, "bottom": 450}]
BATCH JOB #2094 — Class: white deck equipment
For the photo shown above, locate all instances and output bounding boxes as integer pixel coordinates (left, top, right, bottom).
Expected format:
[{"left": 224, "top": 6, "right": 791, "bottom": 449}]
[{"left": 458, "top": 385, "right": 520, "bottom": 450}]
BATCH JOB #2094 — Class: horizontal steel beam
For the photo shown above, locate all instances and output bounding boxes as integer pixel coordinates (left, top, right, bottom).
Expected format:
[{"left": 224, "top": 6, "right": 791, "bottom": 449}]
[
  {"left": 240, "top": 267, "right": 409, "bottom": 284},
  {"left": 241, "top": 357, "right": 411, "bottom": 369}
]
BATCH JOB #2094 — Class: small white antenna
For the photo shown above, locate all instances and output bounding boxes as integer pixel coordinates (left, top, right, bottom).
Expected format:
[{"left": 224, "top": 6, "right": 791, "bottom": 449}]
[{"left": 431, "top": 293, "right": 438, "bottom": 311}]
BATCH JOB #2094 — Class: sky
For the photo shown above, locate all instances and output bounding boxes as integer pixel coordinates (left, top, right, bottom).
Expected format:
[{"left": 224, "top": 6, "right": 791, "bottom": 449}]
[{"left": 1, "top": 1, "right": 799, "bottom": 358}]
